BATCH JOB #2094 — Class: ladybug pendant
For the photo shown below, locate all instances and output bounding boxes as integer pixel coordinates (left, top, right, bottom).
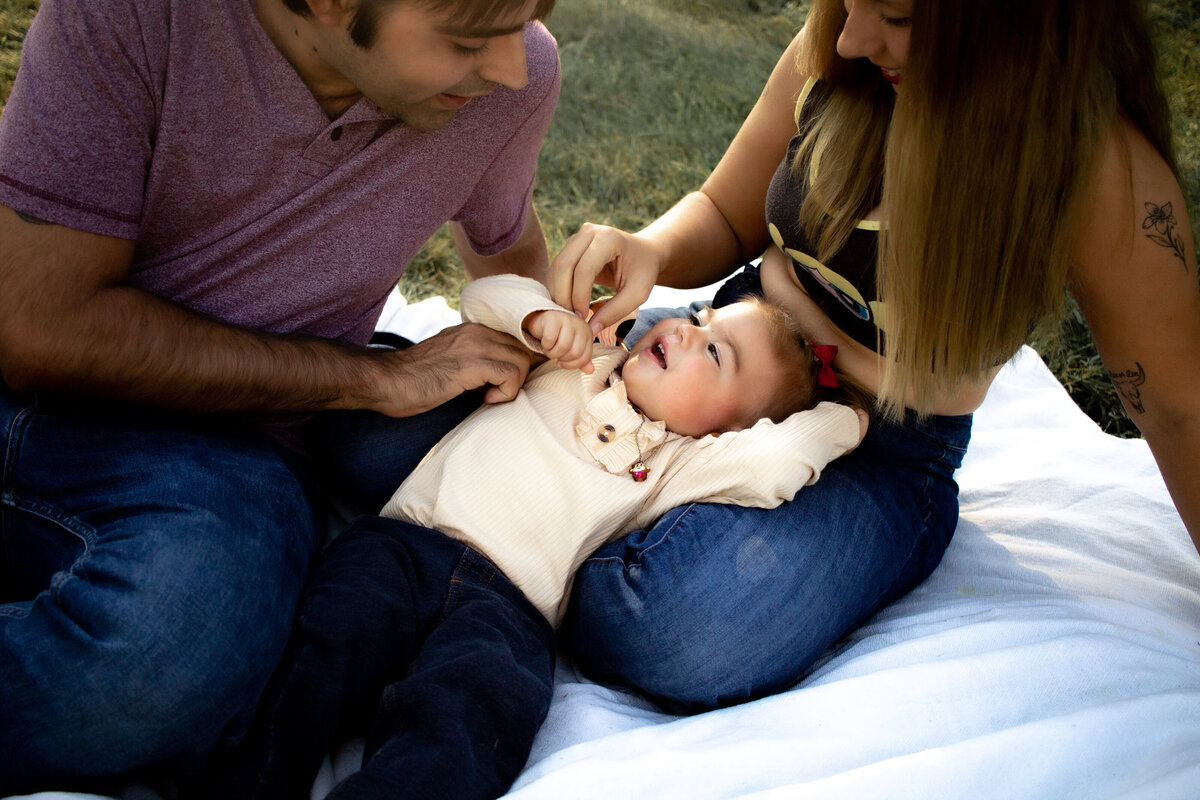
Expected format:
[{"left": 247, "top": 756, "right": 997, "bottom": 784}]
[{"left": 629, "top": 461, "right": 650, "bottom": 482}]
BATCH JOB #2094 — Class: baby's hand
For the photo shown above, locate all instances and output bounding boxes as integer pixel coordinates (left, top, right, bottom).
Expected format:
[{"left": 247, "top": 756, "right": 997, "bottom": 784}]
[
  {"left": 525, "top": 310, "right": 595, "bottom": 373},
  {"left": 845, "top": 407, "right": 870, "bottom": 454}
]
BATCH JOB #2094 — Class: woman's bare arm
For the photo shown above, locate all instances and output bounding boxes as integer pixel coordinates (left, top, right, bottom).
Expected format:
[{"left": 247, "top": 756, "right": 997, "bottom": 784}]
[
  {"left": 549, "top": 27, "right": 813, "bottom": 333},
  {"left": 1069, "top": 120, "right": 1200, "bottom": 550}
]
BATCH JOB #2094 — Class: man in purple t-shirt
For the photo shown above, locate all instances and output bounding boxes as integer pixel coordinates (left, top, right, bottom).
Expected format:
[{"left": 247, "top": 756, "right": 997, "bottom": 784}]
[{"left": 0, "top": 0, "right": 560, "bottom": 791}]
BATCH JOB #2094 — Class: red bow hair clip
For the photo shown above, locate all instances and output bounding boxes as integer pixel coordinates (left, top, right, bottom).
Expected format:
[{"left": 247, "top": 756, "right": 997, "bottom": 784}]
[{"left": 811, "top": 344, "right": 839, "bottom": 388}]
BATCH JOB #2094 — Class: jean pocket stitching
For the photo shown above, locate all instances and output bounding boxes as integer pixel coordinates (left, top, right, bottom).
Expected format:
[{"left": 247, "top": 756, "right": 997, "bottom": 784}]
[
  {"left": 3, "top": 489, "right": 98, "bottom": 546},
  {"left": 1, "top": 398, "right": 41, "bottom": 486},
  {"left": 2, "top": 489, "right": 99, "bottom": 600}
]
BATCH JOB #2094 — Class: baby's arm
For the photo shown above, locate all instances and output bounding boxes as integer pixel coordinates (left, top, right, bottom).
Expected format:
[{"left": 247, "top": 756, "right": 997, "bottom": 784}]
[
  {"left": 461, "top": 275, "right": 597, "bottom": 372},
  {"left": 660, "top": 402, "right": 864, "bottom": 509},
  {"left": 524, "top": 309, "right": 595, "bottom": 373}
]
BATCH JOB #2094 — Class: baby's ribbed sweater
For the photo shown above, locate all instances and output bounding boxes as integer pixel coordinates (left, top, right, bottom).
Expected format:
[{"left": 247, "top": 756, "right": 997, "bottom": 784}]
[{"left": 381, "top": 275, "right": 860, "bottom": 625}]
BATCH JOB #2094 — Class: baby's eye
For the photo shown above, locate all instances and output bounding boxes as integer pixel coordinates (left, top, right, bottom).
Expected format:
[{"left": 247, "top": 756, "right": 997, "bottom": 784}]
[
  {"left": 687, "top": 311, "right": 702, "bottom": 326},
  {"left": 707, "top": 342, "right": 721, "bottom": 365}
]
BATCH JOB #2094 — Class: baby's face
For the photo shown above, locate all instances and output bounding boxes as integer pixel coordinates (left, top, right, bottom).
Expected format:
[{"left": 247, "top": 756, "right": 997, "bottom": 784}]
[{"left": 622, "top": 303, "right": 784, "bottom": 437}]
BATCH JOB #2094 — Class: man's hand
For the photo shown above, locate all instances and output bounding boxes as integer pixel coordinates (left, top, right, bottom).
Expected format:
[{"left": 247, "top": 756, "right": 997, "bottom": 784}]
[
  {"left": 523, "top": 309, "right": 595, "bottom": 373},
  {"left": 369, "top": 322, "right": 533, "bottom": 415}
]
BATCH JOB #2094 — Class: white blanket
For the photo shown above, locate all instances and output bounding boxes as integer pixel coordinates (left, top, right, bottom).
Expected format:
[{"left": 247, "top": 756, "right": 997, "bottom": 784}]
[{"left": 14, "top": 285, "right": 1200, "bottom": 800}]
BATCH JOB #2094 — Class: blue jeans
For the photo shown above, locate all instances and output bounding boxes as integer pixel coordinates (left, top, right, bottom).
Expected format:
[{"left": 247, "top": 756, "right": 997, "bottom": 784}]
[
  {"left": 202, "top": 516, "right": 555, "bottom": 800},
  {"left": 0, "top": 383, "right": 477, "bottom": 793},
  {"left": 561, "top": 299, "right": 973, "bottom": 712}
]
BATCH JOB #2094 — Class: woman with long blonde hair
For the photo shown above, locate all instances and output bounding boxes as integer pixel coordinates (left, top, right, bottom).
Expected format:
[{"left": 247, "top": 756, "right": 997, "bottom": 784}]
[{"left": 550, "top": 0, "right": 1199, "bottom": 710}]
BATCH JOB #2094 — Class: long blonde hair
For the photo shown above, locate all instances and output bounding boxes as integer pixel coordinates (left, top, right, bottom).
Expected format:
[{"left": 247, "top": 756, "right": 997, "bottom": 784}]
[{"left": 795, "top": 0, "right": 1177, "bottom": 416}]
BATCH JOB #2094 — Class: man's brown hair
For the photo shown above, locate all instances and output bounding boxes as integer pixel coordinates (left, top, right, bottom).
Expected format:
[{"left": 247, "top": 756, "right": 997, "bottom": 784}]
[{"left": 282, "top": 0, "right": 556, "bottom": 48}]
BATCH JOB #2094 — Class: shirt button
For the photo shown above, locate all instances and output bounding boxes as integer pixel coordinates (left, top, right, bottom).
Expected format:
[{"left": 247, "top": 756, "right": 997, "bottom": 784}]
[{"left": 597, "top": 424, "right": 616, "bottom": 443}]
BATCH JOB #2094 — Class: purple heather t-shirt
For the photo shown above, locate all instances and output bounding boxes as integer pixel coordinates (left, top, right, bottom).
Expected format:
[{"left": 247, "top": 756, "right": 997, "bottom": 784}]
[{"left": 0, "top": 0, "right": 560, "bottom": 345}]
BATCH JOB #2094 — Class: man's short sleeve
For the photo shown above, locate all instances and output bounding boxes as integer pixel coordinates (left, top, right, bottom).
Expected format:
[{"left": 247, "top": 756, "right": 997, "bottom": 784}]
[{"left": 0, "top": 0, "right": 164, "bottom": 238}]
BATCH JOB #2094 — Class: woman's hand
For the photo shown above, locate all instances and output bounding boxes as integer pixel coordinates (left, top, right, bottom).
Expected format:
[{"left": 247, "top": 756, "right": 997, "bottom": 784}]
[
  {"left": 548, "top": 223, "right": 664, "bottom": 336},
  {"left": 524, "top": 309, "right": 595, "bottom": 373}
]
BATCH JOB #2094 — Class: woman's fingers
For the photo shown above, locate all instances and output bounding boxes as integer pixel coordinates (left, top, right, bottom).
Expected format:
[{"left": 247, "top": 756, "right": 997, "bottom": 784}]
[{"left": 550, "top": 223, "right": 659, "bottom": 333}]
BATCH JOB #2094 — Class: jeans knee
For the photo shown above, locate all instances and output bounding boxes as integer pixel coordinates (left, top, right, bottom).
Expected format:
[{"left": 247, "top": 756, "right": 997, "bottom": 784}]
[
  {"left": 0, "top": 605, "right": 256, "bottom": 781},
  {"left": 0, "top": 518, "right": 313, "bottom": 782},
  {"left": 561, "top": 556, "right": 734, "bottom": 710},
  {"left": 562, "top": 592, "right": 753, "bottom": 712},
  {"left": 560, "top": 501, "right": 868, "bottom": 711}
]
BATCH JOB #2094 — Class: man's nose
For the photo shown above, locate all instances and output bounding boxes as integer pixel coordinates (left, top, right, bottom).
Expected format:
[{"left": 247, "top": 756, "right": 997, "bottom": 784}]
[{"left": 478, "top": 29, "right": 528, "bottom": 91}]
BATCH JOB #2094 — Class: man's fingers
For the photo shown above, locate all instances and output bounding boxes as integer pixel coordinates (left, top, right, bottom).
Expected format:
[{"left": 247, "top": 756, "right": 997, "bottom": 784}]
[
  {"left": 383, "top": 323, "right": 530, "bottom": 412},
  {"left": 481, "top": 356, "right": 527, "bottom": 403}
]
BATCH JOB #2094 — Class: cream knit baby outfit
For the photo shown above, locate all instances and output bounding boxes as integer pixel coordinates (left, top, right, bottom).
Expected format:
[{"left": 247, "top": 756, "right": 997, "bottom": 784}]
[{"left": 382, "top": 275, "right": 861, "bottom": 625}]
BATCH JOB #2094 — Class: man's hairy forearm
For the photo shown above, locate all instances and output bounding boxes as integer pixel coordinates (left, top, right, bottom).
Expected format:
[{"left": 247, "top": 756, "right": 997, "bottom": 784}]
[
  {"left": 0, "top": 207, "right": 531, "bottom": 417},
  {"left": 1, "top": 279, "right": 534, "bottom": 418},
  {"left": 2, "top": 282, "right": 396, "bottom": 414}
]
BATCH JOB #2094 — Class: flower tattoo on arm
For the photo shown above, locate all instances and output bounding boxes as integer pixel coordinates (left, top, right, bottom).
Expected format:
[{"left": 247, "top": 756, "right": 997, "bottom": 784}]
[
  {"left": 1111, "top": 362, "right": 1147, "bottom": 415},
  {"left": 1142, "top": 201, "right": 1187, "bottom": 269}
]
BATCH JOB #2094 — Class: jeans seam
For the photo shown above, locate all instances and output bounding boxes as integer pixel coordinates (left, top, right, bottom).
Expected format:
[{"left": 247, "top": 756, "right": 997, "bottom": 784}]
[
  {"left": 439, "top": 547, "right": 498, "bottom": 624},
  {"left": 0, "top": 402, "right": 33, "bottom": 557},
  {"left": 582, "top": 503, "right": 699, "bottom": 570},
  {"left": 2, "top": 399, "right": 98, "bottom": 541},
  {"left": 869, "top": 471, "right": 935, "bottom": 613},
  {"left": 1, "top": 397, "right": 32, "bottom": 483},
  {"left": 2, "top": 402, "right": 100, "bottom": 606},
  {"left": 3, "top": 403, "right": 95, "bottom": 602},
  {"left": 4, "top": 490, "right": 96, "bottom": 540},
  {"left": 3, "top": 489, "right": 97, "bottom": 609}
]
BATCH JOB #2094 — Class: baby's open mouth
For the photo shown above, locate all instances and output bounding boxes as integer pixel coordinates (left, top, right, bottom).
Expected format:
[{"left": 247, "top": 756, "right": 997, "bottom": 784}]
[{"left": 649, "top": 339, "right": 667, "bottom": 368}]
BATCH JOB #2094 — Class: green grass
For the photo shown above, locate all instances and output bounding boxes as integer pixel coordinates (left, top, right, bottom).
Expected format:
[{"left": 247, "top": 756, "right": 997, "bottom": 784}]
[
  {"left": 0, "top": 0, "right": 35, "bottom": 93},
  {"left": 1, "top": 0, "right": 1197, "bottom": 437},
  {"left": 401, "top": 0, "right": 805, "bottom": 303}
]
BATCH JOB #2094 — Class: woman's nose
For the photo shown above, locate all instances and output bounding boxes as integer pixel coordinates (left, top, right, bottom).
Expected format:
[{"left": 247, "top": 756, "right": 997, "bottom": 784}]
[{"left": 837, "top": 0, "right": 885, "bottom": 60}]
